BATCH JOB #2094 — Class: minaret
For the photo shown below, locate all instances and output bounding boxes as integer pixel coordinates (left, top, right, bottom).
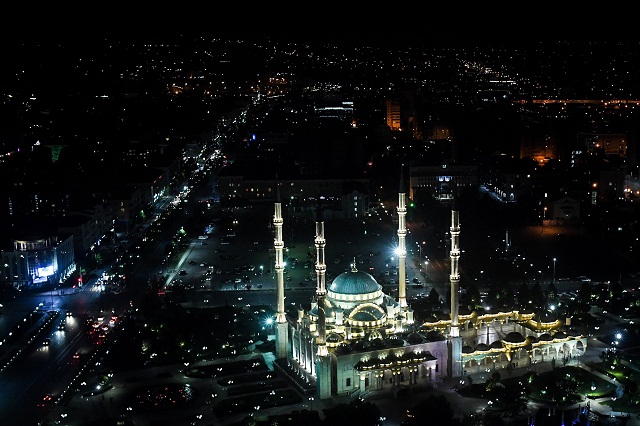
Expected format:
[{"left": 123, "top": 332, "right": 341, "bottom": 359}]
[
  {"left": 447, "top": 187, "right": 463, "bottom": 378},
  {"left": 397, "top": 167, "right": 408, "bottom": 308},
  {"left": 273, "top": 177, "right": 288, "bottom": 359},
  {"left": 505, "top": 228, "right": 511, "bottom": 253},
  {"left": 314, "top": 202, "right": 328, "bottom": 356},
  {"left": 449, "top": 192, "right": 460, "bottom": 337},
  {"left": 314, "top": 200, "right": 331, "bottom": 400}
]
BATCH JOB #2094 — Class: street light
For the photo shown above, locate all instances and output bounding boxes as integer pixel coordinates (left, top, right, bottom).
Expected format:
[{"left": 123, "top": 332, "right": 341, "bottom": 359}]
[
  {"left": 264, "top": 317, "right": 274, "bottom": 335},
  {"left": 415, "top": 241, "right": 426, "bottom": 270},
  {"left": 553, "top": 257, "right": 557, "bottom": 283}
]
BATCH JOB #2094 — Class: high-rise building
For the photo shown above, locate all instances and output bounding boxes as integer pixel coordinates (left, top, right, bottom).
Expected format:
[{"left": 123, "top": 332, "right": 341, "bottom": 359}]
[{"left": 385, "top": 99, "right": 402, "bottom": 131}]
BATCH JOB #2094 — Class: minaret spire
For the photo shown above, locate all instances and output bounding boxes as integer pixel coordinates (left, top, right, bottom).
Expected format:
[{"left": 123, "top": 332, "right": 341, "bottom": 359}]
[
  {"left": 449, "top": 184, "right": 460, "bottom": 337},
  {"left": 397, "top": 165, "right": 408, "bottom": 308},
  {"left": 314, "top": 199, "right": 328, "bottom": 356},
  {"left": 505, "top": 228, "right": 511, "bottom": 253},
  {"left": 273, "top": 176, "right": 287, "bottom": 359}
]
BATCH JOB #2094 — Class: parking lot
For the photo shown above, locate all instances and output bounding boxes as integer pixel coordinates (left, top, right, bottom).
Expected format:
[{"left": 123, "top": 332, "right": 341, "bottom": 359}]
[{"left": 161, "top": 203, "right": 433, "bottom": 301}]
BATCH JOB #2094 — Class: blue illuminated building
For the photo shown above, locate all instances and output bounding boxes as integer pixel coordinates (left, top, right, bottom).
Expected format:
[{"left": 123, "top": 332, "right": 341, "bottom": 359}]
[{"left": 0, "top": 235, "right": 75, "bottom": 290}]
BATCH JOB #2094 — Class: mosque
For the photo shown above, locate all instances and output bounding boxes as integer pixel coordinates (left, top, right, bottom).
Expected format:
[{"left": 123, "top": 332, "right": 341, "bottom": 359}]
[{"left": 271, "top": 177, "right": 589, "bottom": 400}]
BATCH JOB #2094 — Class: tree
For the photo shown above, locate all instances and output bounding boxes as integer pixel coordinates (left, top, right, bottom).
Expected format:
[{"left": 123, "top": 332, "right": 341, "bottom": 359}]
[
  {"left": 403, "top": 394, "right": 457, "bottom": 426},
  {"left": 460, "top": 411, "right": 505, "bottom": 426},
  {"left": 501, "top": 284, "right": 515, "bottom": 309},
  {"left": 427, "top": 287, "right": 441, "bottom": 309},
  {"left": 516, "top": 282, "right": 530, "bottom": 307},
  {"left": 545, "top": 282, "right": 557, "bottom": 304},
  {"left": 576, "top": 282, "right": 593, "bottom": 311},
  {"left": 594, "top": 283, "right": 609, "bottom": 304},
  {"left": 465, "top": 282, "right": 482, "bottom": 309},
  {"left": 486, "top": 282, "right": 501, "bottom": 309},
  {"left": 322, "top": 399, "right": 380, "bottom": 426},
  {"left": 610, "top": 280, "right": 623, "bottom": 305},
  {"left": 530, "top": 282, "right": 545, "bottom": 308},
  {"left": 485, "top": 371, "right": 502, "bottom": 391}
]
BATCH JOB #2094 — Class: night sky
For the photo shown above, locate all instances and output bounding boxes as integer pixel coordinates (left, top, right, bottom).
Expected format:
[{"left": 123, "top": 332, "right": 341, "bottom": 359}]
[{"left": 1, "top": 15, "right": 484, "bottom": 49}]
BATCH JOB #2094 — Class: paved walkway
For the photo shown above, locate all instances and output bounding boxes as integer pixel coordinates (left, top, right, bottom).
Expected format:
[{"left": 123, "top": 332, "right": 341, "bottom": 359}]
[
  {"left": 46, "top": 347, "right": 640, "bottom": 426},
  {"left": 208, "top": 351, "right": 639, "bottom": 426}
]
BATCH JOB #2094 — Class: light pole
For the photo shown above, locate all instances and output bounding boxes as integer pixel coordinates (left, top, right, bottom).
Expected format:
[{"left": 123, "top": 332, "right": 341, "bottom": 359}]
[
  {"left": 552, "top": 257, "right": 556, "bottom": 283},
  {"left": 265, "top": 317, "right": 274, "bottom": 335},
  {"left": 417, "top": 241, "right": 425, "bottom": 269}
]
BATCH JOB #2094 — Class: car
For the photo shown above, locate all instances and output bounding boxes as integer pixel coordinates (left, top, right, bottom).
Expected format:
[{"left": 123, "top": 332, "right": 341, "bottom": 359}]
[
  {"left": 57, "top": 323, "right": 65, "bottom": 331},
  {"left": 43, "top": 337, "right": 51, "bottom": 346},
  {"left": 66, "top": 311, "right": 72, "bottom": 317},
  {"left": 37, "top": 394, "right": 55, "bottom": 407},
  {"left": 179, "top": 270, "right": 187, "bottom": 275}
]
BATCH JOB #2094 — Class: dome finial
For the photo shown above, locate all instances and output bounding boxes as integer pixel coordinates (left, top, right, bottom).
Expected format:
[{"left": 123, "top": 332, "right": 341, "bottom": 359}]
[{"left": 351, "top": 257, "right": 358, "bottom": 272}]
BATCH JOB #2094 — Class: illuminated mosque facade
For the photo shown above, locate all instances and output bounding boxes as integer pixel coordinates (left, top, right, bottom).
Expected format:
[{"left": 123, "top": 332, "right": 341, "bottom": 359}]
[{"left": 272, "top": 177, "right": 589, "bottom": 399}]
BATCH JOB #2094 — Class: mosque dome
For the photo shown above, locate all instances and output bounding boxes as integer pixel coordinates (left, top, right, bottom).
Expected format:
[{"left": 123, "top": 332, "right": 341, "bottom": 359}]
[
  {"left": 553, "top": 331, "right": 567, "bottom": 339},
  {"left": 336, "top": 343, "right": 353, "bottom": 353},
  {"left": 519, "top": 306, "right": 535, "bottom": 315},
  {"left": 475, "top": 343, "right": 490, "bottom": 352},
  {"left": 535, "top": 310, "right": 559, "bottom": 323},
  {"left": 371, "top": 338, "right": 386, "bottom": 348},
  {"left": 327, "top": 333, "right": 344, "bottom": 344},
  {"left": 459, "top": 306, "right": 473, "bottom": 316},
  {"left": 424, "top": 330, "right": 445, "bottom": 342},
  {"left": 503, "top": 331, "right": 526, "bottom": 343},
  {"left": 308, "top": 299, "right": 335, "bottom": 318},
  {"left": 328, "top": 268, "right": 381, "bottom": 295},
  {"left": 462, "top": 345, "right": 474, "bottom": 354},
  {"left": 353, "top": 340, "right": 370, "bottom": 351},
  {"left": 565, "top": 328, "right": 581, "bottom": 337},
  {"left": 406, "top": 331, "right": 424, "bottom": 344},
  {"left": 386, "top": 335, "right": 404, "bottom": 346},
  {"left": 423, "top": 314, "right": 440, "bottom": 325},
  {"left": 489, "top": 340, "right": 503, "bottom": 349},
  {"left": 349, "top": 304, "right": 386, "bottom": 322},
  {"left": 538, "top": 333, "right": 553, "bottom": 341}
]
